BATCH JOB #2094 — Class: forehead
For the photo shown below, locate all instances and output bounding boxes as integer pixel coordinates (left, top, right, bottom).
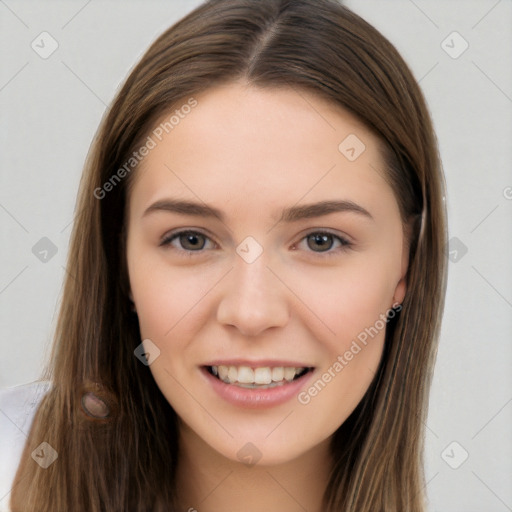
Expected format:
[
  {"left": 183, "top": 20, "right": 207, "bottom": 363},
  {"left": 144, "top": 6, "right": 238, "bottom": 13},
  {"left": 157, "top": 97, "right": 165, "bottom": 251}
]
[{"left": 128, "top": 82, "right": 398, "bottom": 221}]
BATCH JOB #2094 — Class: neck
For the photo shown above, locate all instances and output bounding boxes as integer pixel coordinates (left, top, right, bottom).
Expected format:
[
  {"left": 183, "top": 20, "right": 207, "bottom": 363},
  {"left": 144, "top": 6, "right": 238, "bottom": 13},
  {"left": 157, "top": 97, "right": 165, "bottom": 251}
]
[{"left": 174, "top": 423, "right": 332, "bottom": 512}]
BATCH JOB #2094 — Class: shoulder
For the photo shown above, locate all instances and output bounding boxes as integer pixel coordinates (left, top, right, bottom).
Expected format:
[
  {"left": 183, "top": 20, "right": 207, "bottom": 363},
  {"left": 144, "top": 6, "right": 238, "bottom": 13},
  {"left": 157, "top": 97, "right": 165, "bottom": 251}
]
[{"left": 0, "top": 380, "right": 52, "bottom": 512}]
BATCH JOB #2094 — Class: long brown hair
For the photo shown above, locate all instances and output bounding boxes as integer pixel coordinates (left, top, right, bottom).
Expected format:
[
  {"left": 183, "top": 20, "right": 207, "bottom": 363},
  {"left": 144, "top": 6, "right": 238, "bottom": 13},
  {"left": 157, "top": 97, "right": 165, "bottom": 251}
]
[{"left": 10, "top": 0, "right": 447, "bottom": 510}]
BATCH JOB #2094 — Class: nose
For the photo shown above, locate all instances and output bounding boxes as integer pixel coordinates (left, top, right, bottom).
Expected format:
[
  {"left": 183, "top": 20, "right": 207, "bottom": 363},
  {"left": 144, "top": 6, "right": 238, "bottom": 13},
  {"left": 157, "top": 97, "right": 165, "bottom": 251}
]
[{"left": 216, "top": 251, "right": 289, "bottom": 337}]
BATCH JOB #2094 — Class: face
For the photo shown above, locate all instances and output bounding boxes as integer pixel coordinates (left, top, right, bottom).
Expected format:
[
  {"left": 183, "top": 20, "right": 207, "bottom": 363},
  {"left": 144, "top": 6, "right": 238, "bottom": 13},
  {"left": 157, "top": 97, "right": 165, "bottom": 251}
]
[{"left": 126, "top": 81, "right": 409, "bottom": 466}]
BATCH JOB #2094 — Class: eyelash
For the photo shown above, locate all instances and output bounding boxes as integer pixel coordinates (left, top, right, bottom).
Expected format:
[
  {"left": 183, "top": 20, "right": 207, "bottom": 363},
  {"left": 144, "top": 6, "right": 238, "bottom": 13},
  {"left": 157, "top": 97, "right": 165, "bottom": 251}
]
[{"left": 159, "top": 229, "right": 352, "bottom": 258}]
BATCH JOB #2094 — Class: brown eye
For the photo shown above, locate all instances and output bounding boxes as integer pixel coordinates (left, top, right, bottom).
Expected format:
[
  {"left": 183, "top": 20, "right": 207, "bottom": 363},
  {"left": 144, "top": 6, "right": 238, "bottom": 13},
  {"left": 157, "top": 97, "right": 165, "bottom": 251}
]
[
  {"left": 307, "top": 233, "right": 335, "bottom": 252},
  {"left": 296, "top": 231, "right": 351, "bottom": 257},
  {"left": 177, "top": 232, "right": 207, "bottom": 250},
  {"left": 160, "top": 230, "right": 214, "bottom": 254}
]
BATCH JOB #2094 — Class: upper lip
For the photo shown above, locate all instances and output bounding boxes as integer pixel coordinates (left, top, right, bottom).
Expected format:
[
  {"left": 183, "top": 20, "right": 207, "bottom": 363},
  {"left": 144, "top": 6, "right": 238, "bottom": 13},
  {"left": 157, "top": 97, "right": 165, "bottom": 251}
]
[{"left": 204, "top": 359, "right": 314, "bottom": 368}]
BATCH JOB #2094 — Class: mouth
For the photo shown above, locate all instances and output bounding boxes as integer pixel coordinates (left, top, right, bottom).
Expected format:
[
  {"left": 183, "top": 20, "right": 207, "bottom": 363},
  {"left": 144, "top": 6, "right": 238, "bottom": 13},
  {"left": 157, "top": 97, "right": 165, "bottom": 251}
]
[{"left": 204, "top": 364, "right": 314, "bottom": 389}]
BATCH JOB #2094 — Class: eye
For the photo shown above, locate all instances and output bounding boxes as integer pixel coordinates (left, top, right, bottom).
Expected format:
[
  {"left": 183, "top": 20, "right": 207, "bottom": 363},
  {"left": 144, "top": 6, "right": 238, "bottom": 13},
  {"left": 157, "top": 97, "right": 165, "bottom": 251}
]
[
  {"left": 294, "top": 231, "right": 352, "bottom": 257},
  {"left": 160, "top": 229, "right": 352, "bottom": 258},
  {"left": 160, "top": 230, "right": 215, "bottom": 254}
]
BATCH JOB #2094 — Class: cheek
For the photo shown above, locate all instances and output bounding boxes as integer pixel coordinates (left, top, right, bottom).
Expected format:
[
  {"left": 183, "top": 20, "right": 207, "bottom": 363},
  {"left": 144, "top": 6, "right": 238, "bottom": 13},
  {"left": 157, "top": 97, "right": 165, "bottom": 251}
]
[
  {"left": 292, "top": 265, "right": 392, "bottom": 433},
  {"left": 129, "top": 258, "right": 218, "bottom": 340},
  {"left": 131, "top": 267, "right": 213, "bottom": 402},
  {"left": 295, "top": 343, "right": 383, "bottom": 444},
  {"left": 288, "top": 259, "right": 397, "bottom": 356}
]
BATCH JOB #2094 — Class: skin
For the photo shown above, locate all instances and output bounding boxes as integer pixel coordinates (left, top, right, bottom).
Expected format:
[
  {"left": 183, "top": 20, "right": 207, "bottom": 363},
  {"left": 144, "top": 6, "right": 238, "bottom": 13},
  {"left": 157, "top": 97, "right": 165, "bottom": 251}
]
[{"left": 126, "top": 80, "right": 410, "bottom": 512}]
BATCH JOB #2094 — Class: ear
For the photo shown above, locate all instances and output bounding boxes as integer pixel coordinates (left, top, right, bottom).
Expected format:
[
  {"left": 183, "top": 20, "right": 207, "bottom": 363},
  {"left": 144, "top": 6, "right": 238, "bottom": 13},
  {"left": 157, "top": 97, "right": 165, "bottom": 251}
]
[
  {"left": 393, "top": 267, "right": 407, "bottom": 306},
  {"left": 392, "top": 216, "right": 415, "bottom": 306}
]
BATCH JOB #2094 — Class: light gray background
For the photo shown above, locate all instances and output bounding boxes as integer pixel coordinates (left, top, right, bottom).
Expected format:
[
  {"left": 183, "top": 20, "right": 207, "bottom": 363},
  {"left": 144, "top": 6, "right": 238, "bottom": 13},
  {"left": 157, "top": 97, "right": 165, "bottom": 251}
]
[{"left": 1, "top": 1, "right": 511, "bottom": 510}]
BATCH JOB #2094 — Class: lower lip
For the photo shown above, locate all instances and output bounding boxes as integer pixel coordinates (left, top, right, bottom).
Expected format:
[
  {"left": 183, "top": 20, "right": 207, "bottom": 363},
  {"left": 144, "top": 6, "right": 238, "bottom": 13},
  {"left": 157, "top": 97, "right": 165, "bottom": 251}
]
[{"left": 201, "top": 367, "right": 315, "bottom": 409}]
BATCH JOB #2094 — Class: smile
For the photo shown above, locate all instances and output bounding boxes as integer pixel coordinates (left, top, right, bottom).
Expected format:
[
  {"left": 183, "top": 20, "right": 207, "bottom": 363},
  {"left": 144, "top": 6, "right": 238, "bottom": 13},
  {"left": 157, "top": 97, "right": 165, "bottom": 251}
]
[{"left": 207, "top": 365, "right": 312, "bottom": 388}]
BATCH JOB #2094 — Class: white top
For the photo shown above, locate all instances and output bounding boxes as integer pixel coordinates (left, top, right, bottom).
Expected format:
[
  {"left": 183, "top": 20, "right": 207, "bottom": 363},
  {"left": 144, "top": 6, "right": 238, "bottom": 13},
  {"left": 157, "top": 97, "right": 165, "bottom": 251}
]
[{"left": 0, "top": 381, "right": 51, "bottom": 512}]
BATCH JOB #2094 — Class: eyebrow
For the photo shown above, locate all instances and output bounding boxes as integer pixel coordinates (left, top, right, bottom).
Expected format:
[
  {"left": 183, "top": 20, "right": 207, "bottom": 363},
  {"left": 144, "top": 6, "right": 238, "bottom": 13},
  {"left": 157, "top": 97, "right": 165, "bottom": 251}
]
[{"left": 142, "top": 198, "right": 374, "bottom": 222}]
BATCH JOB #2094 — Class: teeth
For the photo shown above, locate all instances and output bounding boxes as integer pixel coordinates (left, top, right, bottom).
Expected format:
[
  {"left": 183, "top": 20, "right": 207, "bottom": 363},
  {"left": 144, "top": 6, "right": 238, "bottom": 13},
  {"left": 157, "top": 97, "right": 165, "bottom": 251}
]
[
  {"left": 284, "top": 367, "right": 296, "bottom": 381},
  {"left": 218, "top": 365, "right": 228, "bottom": 381},
  {"left": 272, "top": 367, "right": 284, "bottom": 381},
  {"left": 228, "top": 366, "right": 237, "bottom": 382},
  {"left": 211, "top": 365, "right": 307, "bottom": 385},
  {"left": 237, "top": 366, "right": 254, "bottom": 383},
  {"left": 254, "top": 367, "right": 272, "bottom": 385}
]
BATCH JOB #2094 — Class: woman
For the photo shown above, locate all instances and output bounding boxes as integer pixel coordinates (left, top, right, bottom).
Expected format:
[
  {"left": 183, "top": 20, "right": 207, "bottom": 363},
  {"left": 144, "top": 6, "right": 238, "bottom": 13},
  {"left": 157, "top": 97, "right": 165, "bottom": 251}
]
[{"left": 6, "top": 0, "right": 447, "bottom": 510}]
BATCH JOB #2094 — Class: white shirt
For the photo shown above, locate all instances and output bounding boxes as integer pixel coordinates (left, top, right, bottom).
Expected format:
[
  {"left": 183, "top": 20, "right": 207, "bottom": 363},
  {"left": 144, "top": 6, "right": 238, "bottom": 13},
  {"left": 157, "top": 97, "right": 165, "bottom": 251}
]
[{"left": 0, "top": 381, "right": 51, "bottom": 512}]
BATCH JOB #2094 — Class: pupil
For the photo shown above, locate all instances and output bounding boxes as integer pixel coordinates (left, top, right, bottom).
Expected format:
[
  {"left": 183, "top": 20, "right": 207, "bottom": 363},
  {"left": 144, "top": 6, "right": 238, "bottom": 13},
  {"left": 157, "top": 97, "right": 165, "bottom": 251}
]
[
  {"left": 309, "top": 234, "right": 332, "bottom": 252},
  {"left": 182, "top": 233, "right": 204, "bottom": 250}
]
